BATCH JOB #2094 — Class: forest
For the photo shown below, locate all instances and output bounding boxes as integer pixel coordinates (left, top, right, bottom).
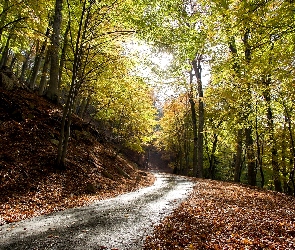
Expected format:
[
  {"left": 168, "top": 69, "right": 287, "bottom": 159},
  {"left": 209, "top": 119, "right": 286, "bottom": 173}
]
[{"left": 1, "top": 0, "right": 295, "bottom": 196}]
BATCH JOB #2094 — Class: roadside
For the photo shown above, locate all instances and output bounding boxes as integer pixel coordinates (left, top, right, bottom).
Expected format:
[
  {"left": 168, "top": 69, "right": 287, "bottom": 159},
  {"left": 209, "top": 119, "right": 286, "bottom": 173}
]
[
  {"left": 144, "top": 178, "right": 295, "bottom": 249},
  {"left": 0, "top": 173, "right": 193, "bottom": 250},
  {"left": 0, "top": 86, "right": 154, "bottom": 225}
]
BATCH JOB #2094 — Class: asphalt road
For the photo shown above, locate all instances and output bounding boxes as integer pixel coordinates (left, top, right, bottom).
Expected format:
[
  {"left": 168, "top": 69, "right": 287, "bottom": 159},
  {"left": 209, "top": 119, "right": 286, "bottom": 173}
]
[{"left": 0, "top": 172, "right": 193, "bottom": 250}]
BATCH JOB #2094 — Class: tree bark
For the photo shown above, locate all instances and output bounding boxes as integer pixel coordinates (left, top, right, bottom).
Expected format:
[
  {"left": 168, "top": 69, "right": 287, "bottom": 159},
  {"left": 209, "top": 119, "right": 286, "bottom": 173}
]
[
  {"left": 281, "top": 120, "right": 288, "bottom": 193},
  {"left": 30, "top": 27, "right": 50, "bottom": 90},
  {"left": 0, "top": 0, "right": 9, "bottom": 41},
  {"left": 209, "top": 134, "right": 218, "bottom": 179},
  {"left": 0, "top": 35, "right": 11, "bottom": 67},
  {"left": 188, "top": 70, "right": 198, "bottom": 177},
  {"left": 283, "top": 103, "right": 295, "bottom": 195},
  {"left": 255, "top": 111, "right": 264, "bottom": 188},
  {"left": 56, "top": 0, "right": 88, "bottom": 167},
  {"left": 243, "top": 28, "right": 257, "bottom": 186},
  {"left": 58, "top": 19, "right": 70, "bottom": 91},
  {"left": 38, "top": 49, "right": 51, "bottom": 95},
  {"left": 192, "top": 55, "right": 204, "bottom": 178},
  {"left": 245, "top": 127, "right": 256, "bottom": 186},
  {"left": 46, "top": 0, "right": 63, "bottom": 103},
  {"left": 228, "top": 37, "right": 244, "bottom": 183},
  {"left": 234, "top": 129, "right": 243, "bottom": 182},
  {"left": 263, "top": 76, "right": 282, "bottom": 192}
]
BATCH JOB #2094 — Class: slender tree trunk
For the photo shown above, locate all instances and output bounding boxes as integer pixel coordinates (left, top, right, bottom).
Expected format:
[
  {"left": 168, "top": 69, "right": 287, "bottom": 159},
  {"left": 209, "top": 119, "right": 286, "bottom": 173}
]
[
  {"left": 246, "top": 127, "right": 256, "bottom": 186},
  {"left": 20, "top": 47, "right": 33, "bottom": 82},
  {"left": 0, "top": 35, "right": 11, "bottom": 67},
  {"left": 78, "top": 96, "right": 87, "bottom": 117},
  {"left": 281, "top": 120, "right": 288, "bottom": 193},
  {"left": 38, "top": 49, "right": 50, "bottom": 95},
  {"left": 58, "top": 19, "right": 70, "bottom": 90},
  {"left": 29, "top": 27, "right": 50, "bottom": 90},
  {"left": 229, "top": 37, "right": 243, "bottom": 183},
  {"left": 57, "top": 80, "right": 77, "bottom": 167},
  {"left": 192, "top": 56, "right": 204, "bottom": 178},
  {"left": 243, "top": 28, "right": 257, "bottom": 186},
  {"left": 283, "top": 103, "right": 295, "bottom": 195},
  {"left": 0, "top": 0, "right": 9, "bottom": 41},
  {"left": 46, "top": 0, "right": 63, "bottom": 103},
  {"left": 188, "top": 70, "right": 198, "bottom": 177},
  {"left": 263, "top": 76, "right": 282, "bottom": 192},
  {"left": 9, "top": 55, "right": 16, "bottom": 70},
  {"left": 255, "top": 112, "right": 264, "bottom": 188},
  {"left": 184, "top": 96, "right": 190, "bottom": 176},
  {"left": 81, "top": 95, "right": 91, "bottom": 119},
  {"left": 56, "top": 0, "right": 88, "bottom": 167},
  {"left": 234, "top": 129, "right": 243, "bottom": 182},
  {"left": 209, "top": 134, "right": 218, "bottom": 179},
  {"left": 29, "top": 54, "right": 43, "bottom": 89},
  {"left": 255, "top": 113, "right": 265, "bottom": 188}
]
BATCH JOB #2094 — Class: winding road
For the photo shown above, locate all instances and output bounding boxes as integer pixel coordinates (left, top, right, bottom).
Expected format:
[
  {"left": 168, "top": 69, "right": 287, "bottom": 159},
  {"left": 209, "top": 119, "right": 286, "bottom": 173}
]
[{"left": 0, "top": 173, "right": 193, "bottom": 250}]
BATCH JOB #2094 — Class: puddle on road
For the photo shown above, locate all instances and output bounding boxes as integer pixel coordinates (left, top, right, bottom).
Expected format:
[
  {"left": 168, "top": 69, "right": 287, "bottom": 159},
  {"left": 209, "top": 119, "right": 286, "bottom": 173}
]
[{"left": 0, "top": 173, "right": 194, "bottom": 250}]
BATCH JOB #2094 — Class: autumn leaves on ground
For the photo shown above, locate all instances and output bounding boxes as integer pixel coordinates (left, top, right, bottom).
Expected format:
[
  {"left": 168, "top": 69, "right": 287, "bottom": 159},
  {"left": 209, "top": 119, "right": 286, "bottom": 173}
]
[
  {"left": 144, "top": 180, "right": 295, "bottom": 249},
  {"left": 0, "top": 85, "right": 154, "bottom": 225},
  {"left": 1, "top": 86, "right": 295, "bottom": 249}
]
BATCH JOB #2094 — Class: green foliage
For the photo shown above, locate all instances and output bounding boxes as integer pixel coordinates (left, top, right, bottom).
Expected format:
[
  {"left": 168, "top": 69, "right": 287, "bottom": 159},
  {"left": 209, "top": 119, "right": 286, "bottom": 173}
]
[
  {"left": 2, "top": 0, "right": 295, "bottom": 192},
  {"left": 151, "top": 0, "right": 295, "bottom": 192}
]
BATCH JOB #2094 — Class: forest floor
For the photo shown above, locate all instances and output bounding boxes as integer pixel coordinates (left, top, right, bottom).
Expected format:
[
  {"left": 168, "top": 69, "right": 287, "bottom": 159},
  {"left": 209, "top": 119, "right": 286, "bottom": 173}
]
[
  {"left": 0, "top": 84, "right": 154, "bottom": 226},
  {"left": 144, "top": 179, "right": 295, "bottom": 250}
]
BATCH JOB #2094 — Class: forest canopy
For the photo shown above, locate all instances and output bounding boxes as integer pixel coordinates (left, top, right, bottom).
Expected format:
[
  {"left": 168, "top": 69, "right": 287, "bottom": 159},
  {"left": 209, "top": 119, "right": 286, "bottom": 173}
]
[{"left": 1, "top": 0, "right": 295, "bottom": 194}]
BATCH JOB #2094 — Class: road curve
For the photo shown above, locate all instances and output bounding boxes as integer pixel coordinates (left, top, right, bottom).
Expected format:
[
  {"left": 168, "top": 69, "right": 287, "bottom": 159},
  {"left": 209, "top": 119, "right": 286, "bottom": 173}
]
[{"left": 0, "top": 172, "right": 193, "bottom": 250}]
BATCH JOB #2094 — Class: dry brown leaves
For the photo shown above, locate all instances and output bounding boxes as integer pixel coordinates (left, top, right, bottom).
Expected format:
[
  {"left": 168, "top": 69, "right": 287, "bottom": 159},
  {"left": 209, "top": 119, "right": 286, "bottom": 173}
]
[
  {"left": 144, "top": 179, "right": 295, "bottom": 250},
  {"left": 0, "top": 87, "right": 154, "bottom": 225}
]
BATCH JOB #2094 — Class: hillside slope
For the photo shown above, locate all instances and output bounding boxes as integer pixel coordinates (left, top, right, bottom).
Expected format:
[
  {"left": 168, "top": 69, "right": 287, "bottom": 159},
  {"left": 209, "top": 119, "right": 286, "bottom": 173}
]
[{"left": 0, "top": 83, "right": 154, "bottom": 225}]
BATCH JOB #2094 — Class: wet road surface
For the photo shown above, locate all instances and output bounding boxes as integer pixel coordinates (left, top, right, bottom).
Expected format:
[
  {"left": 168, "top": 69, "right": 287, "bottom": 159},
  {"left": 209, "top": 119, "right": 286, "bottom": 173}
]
[{"left": 0, "top": 173, "right": 193, "bottom": 250}]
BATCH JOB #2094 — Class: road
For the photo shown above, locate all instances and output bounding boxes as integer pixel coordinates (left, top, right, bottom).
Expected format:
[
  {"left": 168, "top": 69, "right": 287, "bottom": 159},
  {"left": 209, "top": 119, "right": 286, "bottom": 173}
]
[{"left": 0, "top": 173, "right": 193, "bottom": 250}]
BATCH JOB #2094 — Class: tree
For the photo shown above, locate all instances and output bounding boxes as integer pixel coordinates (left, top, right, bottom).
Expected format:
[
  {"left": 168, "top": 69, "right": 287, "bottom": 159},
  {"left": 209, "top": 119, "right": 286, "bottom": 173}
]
[{"left": 46, "top": 0, "right": 63, "bottom": 103}]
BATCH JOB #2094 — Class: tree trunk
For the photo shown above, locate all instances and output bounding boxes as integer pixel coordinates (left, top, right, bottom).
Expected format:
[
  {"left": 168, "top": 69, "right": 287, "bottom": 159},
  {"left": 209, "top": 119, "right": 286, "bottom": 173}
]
[
  {"left": 234, "top": 129, "right": 243, "bottom": 182},
  {"left": 38, "top": 49, "right": 51, "bottom": 95},
  {"left": 246, "top": 127, "right": 256, "bottom": 186},
  {"left": 263, "top": 77, "right": 282, "bottom": 192},
  {"left": 58, "top": 19, "right": 70, "bottom": 91},
  {"left": 46, "top": 0, "right": 63, "bottom": 103},
  {"left": 209, "top": 134, "right": 218, "bottom": 179},
  {"left": 188, "top": 70, "right": 198, "bottom": 177},
  {"left": 229, "top": 37, "right": 243, "bottom": 183},
  {"left": 56, "top": 0, "right": 88, "bottom": 167},
  {"left": 0, "top": 0, "right": 9, "bottom": 41},
  {"left": 30, "top": 27, "right": 50, "bottom": 90},
  {"left": 29, "top": 54, "right": 43, "bottom": 89},
  {"left": 281, "top": 120, "right": 288, "bottom": 193},
  {"left": 255, "top": 112, "right": 264, "bottom": 188},
  {"left": 283, "top": 103, "right": 295, "bottom": 195},
  {"left": 243, "top": 28, "right": 257, "bottom": 186},
  {"left": 78, "top": 96, "right": 87, "bottom": 117},
  {"left": 20, "top": 47, "right": 33, "bottom": 82},
  {"left": 192, "top": 56, "right": 204, "bottom": 178},
  {"left": 9, "top": 55, "right": 16, "bottom": 71},
  {"left": 0, "top": 35, "right": 11, "bottom": 67},
  {"left": 81, "top": 95, "right": 91, "bottom": 119}
]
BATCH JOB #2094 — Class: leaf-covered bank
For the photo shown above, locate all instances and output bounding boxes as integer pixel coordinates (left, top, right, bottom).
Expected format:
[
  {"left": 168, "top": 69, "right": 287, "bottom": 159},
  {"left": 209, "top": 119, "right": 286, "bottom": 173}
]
[
  {"left": 144, "top": 179, "right": 295, "bottom": 249},
  {"left": 0, "top": 86, "right": 154, "bottom": 225}
]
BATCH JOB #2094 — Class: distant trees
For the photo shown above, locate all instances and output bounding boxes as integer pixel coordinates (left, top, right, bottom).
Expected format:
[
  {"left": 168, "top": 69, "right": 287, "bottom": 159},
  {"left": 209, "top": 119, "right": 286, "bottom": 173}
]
[{"left": 142, "top": 0, "right": 295, "bottom": 193}]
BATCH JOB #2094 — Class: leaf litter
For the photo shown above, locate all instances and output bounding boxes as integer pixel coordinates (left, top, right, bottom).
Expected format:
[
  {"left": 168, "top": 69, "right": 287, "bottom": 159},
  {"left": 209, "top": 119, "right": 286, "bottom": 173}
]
[
  {"left": 0, "top": 86, "right": 154, "bottom": 226},
  {"left": 144, "top": 179, "right": 295, "bottom": 250}
]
